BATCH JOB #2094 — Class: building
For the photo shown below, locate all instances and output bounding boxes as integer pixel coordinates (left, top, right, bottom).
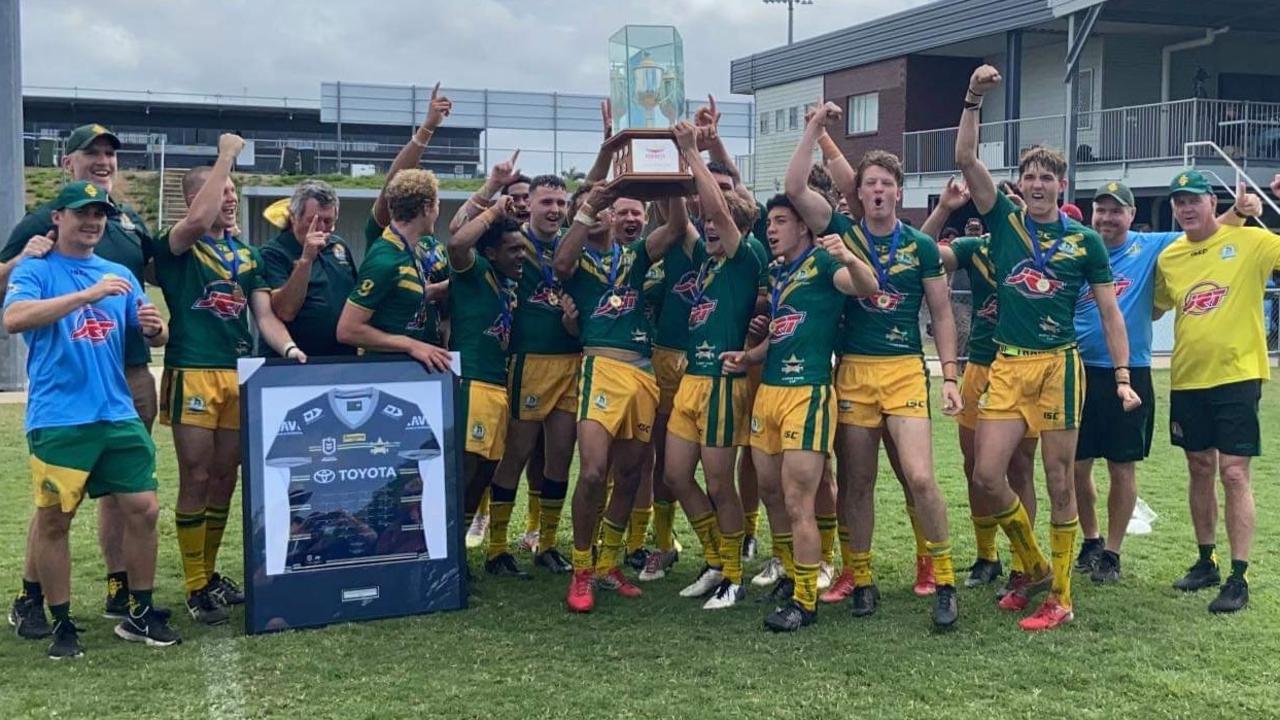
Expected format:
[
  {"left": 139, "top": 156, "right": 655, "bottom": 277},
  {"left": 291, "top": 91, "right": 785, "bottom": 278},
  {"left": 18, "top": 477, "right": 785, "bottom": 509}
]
[{"left": 732, "top": 0, "right": 1280, "bottom": 229}]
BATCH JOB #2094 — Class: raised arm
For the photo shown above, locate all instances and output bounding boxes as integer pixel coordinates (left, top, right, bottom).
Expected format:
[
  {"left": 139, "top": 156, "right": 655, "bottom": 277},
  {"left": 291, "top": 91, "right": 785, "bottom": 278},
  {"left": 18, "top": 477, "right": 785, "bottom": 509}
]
[
  {"left": 554, "top": 185, "right": 611, "bottom": 280},
  {"left": 449, "top": 150, "right": 520, "bottom": 234},
  {"left": 674, "top": 121, "right": 739, "bottom": 256},
  {"left": 817, "top": 233, "right": 878, "bottom": 297},
  {"left": 376, "top": 82, "right": 451, "bottom": 228},
  {"left": 955, "top": 65, "right": 1001, "bottom": 215},
  {"left": 645, "top": 194, "right": 696, "bottom": 262},
  {"left": 169, "top": 134, "right": 244, "bottom": 255},
  {"left": 269, "top": 215, "right": 327, "bottom": 322},
  {"left": 785, "top": 101, "right": 840, "bottom": 234},
  {"left": 585, "top": 100, "right": 615, "bottom": 183},
  {"left": 1217, "top": 181, "right": 1263, "bottom": 227},
  {"left": 448, "top": 197, "right": 513, "bottom": 269},
  {"left": 922, "top": 176, "right": 970, "bottom": 241}
]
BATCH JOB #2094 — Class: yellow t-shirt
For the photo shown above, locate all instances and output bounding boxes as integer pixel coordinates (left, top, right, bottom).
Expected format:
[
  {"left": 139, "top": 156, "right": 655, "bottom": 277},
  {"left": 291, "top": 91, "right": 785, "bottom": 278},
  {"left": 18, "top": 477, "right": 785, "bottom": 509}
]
[{"left": 1154, "top": 225, "right": 1280, "bottom": 390}]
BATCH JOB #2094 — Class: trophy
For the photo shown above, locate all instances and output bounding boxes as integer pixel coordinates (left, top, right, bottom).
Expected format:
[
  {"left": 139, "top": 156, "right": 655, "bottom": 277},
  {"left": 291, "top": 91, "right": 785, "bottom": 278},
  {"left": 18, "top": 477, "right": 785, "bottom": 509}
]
[{"left": 603, "top": 25, "right": 695, "bottom": 200}]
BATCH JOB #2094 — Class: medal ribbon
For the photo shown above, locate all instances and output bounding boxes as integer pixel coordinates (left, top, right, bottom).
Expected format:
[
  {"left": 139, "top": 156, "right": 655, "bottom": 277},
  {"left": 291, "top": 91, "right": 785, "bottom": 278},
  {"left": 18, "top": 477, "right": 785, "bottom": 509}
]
[
  {"left": 769, "top": 246, "right": 816, "bottom": 318},
  {"left": 524, "top": 226, "right": 558, "bottom": 291},
  {"left": 200, "top": 230, "right": 241, "bottom": 281},
  {"left": 858, "top": 220, "right": 902, "bottom": 290},
  {"left": 1023, "top": 211, "right": 1070, "bottom": 271},
  {"left": 586, "top": 242, "right": 623, "bottom": 298},
  {"left": 690, "top": 256, "right": 722, "bottom": 306}
]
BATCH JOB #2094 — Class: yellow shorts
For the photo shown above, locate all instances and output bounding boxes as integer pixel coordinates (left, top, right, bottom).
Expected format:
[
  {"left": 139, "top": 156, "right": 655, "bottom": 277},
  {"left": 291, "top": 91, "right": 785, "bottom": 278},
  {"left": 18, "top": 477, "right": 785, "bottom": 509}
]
[
  {"left": 462, "top": 379, "right": 510, "bottom": 461},
  {"left": 508, "top": 353, "right": 580, "bottom": 422},
  {"left": 160, "top": 368, "right": 240, "bottom": 430},
  {"left": 979, "top": 347, "right": 1084, "bottom": 433},
  {"left": 835, "top": 355, "right": 930, "bottom": 428},
  {"left": 749, "top": 384, "right": 837, "bottom": 455},
  {"left": 652, "top": 345, "right": 688, "bottom": 415},
  {"left": 578, "top": 355, "right": 659, "bottom": 442},
  {"left": 668, "top": 374, "right": 752, "bottom": 448},
  {"left": 958, "top": 362, "right": 1040, "bottom": 438}
]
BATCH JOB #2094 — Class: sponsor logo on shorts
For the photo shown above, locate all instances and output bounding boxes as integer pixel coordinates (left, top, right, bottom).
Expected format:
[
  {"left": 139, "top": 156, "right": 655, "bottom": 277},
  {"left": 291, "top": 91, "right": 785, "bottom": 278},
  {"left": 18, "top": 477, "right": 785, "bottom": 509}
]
[
  {"left": 593, "top": 393, "right": 608, "bottom": 410},
  {"left": 41, "top": 479, "right": 59, "bottom": 496},
  {"left": 750, "top": 416, "right": 763, "bottom": 433},
  {"left": 192, "top": 280, "right": 248, "bottom": 320},
  {"left": 1005, "top": 260, "right": 1065, "bottom": 299},
  {"left": 471, "top": 422, "right": 486, "bottom": 440},
  {"left": 70, "top": 307, "right": 117, "bottom": 344},
  {"left": 838, "top": 399, "right": 854, "bottom": 411},
  {"left": 1170, "top": 421, "right": 1183, "bottom": 439},
  {"left": 768, "top": 305, "right": 807, "bottom": 343},
  {"left": 1182, "top": 282, "right": 1228, "bottom": 315},
  {"left": 187, "top": 397, "right": 206, "bottom": 413},
  {"left": 688, "top": 300, "right": 717, "bottom": 329},
  {"left": 524, "top": 394, "right": 540, "bottom": 409}
]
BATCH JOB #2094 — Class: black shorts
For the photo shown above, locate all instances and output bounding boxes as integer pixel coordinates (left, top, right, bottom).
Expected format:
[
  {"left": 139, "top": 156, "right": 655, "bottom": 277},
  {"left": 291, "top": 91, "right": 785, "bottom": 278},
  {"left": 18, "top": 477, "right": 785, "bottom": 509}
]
[
  {"left": 1075, "top": 366, "right": 1155, "bottom": 463},
  {"left": 1169, "top": 380, "right": 1262, "bottom": 457}
]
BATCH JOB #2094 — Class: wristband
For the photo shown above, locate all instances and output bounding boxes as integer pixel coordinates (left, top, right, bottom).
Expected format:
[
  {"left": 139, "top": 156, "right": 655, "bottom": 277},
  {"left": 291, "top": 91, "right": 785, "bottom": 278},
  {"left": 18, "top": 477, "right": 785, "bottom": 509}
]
[
  {"left": 410, "top": 131, "right": 432, "bottom": 148},
  {"left": 573, "top": 210, "right": 597, "bottom": 227},
  {"left": 943, "top": 378, "right": 958, "bottom": 384},
  {"left": 1113, "top": 366, "right": 1130, "bottom": 373},
  {"left": 283, "top": 343, "right": 299, "bottom": 358},
  {"left": 1116, "top": 380, "right": 1131, "bottom": 387},
  {"left": 967, "top": 89, "right": 984, "bottom": 98},
  {"left": 942, "top": 360, "right": 958, "bottom": 367},
  {"left": 469, "top": 193, "right": 495, "bottom": 209},
  {"left": 964, "top": 100, "right": 982, "bottom": 111},
  {"left": 1233, "top": 207, "right": 1249, "bottom": 220}
]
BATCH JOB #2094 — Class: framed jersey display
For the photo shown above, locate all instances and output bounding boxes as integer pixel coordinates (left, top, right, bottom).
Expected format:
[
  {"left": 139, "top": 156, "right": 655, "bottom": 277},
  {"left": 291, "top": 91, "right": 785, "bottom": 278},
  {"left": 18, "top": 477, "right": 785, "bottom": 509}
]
[{"left": 238, "top": 355, "right": 465, "bottom": 634}]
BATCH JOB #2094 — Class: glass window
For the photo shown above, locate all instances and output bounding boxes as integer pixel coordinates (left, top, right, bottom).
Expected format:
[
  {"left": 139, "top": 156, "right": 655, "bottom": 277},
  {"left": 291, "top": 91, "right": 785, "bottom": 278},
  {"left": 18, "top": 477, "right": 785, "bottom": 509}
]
[{"left": 846, "top": 92, "right": 880, "bottom": 135}]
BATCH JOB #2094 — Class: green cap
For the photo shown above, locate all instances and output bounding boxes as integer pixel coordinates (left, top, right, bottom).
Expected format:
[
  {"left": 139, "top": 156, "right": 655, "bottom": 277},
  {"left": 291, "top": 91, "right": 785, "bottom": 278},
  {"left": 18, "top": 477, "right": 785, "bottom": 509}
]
[
  {"left": 1095, "top": 180, "right": 1134, "bottom": 207},
  {"left": 52, "top": 181, "right": 117, "bottom": 213},
  {"left": 64, "top": 123, "right": 121, "bottom": 154},
  {"left": 1169, "top": 169, "right": 1214, "bottom": 196}
]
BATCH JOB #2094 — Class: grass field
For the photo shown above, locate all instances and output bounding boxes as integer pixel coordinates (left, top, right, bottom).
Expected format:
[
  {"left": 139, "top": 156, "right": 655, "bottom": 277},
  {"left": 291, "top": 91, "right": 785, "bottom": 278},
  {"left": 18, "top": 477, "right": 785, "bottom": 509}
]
[{"left": 1, "top": 371, "right": 1277, "bottom": 720}]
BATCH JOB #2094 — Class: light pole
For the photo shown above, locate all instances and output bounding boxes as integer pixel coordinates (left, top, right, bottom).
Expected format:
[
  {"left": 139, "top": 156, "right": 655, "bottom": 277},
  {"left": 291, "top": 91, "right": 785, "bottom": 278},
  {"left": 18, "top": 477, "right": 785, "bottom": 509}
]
[
  {"left": 0, "top": 0, "right": 26, "bottom": 390},
  {"left": 763, "top": 0, "right": 814, "bottom": 46}
]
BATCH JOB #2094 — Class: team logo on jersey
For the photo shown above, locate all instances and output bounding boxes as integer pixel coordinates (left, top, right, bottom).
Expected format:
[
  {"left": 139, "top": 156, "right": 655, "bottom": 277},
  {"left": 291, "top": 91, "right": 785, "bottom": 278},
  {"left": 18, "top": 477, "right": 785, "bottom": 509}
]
[
  {"left": 471, "top": 422, "right": 486, "bottom": 440},
  {"left": 1005, "top": 260, "right": 1065, "bottom": 299},
  {"left": 192, "top": 280, "right": 247, "bottom": 320},
  {"left": 370, "top": 438, "right": 391, "bottom": 455},
  {"left": 688, "top": 299, "right": 718, "bottom": 329},
  {"left": 768, "top": 305, "right": 807, "bottom": 343},
  {"left": 590, "top": 288, "right": 637, "bottom": 318},
  {"left": 1183, "top": 282, "right": 1229, "bottom": 315},
  {"left": 593, "top": 392, "right": 608, "bottom": 410},
  {"left": 670, "top": 271, "right": 701, "bottom": 305},
  {"left": 528, "top": 285, "right": 562, "bottom": 309},
  {"left": 70, "top": 307, "right": 117, "bottom": 344},
  {"left": 321, "top": 437, "right": 337, "bottom": 456},
  {"left": 312, "top": 469, "right": 336, "bottom": 484},
  {"left": 695, "top": 341, "right": 716, "bottom": 362},
  {"left": 1221, "top": 245, "right": 1236, "bottom": 260},
  {"left": 303, "top": 408, "right": 323, "bottom": 424},
  {"left": 485, "top": 317, "right": 511, "bottom": 349},
  {"left": 781, "top": 354, "right": 804, "bottom": 375},
  {"left": 977, "top": 296, "right": 999, "bottom": 321},
  {"left": 332, "top": 244, "right": 348, "bottom": 264},
  {"left": 382, "top": 404, "right": 403, "bottom": 419},
  {"left": 1079, "top": 276, "right": 1132, "bottom": 305},
  {"left": 1126, "top": 241, "right": 1142, "bottom": 257},
  {"left": 119, "top": 214, "right": 136, "bottom": 231},
  {"left": 859, "top": 287, "right": 905, "bottom": 313}
]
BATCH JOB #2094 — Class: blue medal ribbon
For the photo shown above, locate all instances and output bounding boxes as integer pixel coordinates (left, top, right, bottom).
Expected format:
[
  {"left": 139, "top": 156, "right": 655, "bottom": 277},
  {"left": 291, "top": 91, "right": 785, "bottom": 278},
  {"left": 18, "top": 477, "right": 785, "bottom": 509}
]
[
  {"left": 388, "top": 225, "right": 428, "bottom": 289},
  {"left": 524, "top": 226, "right": 558, "bottom": 291},
  {"left": 769, "top": 246, "right": 816, "bottom": 318},
  {"left": 201, "top": 231, "right": 241, "bottom": 280},
  {"left": 1023, "top": 211, "right": 1070, "bottom": 271},
  {"left": 690, "top": 256, "right": 722, "bottom": 306},
  {"left": 586, "top": 242, "right": 623, "bottom": 298},
  {"left": 858, "top": 220, "right": 902, "bottom": 290}
]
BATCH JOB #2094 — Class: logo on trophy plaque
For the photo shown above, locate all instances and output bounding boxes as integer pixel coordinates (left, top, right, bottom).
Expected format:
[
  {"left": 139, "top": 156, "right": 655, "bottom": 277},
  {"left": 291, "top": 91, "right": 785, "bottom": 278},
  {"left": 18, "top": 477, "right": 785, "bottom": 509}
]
[{"left": 603, "top": 25, "right": 695, "bottom": 200}]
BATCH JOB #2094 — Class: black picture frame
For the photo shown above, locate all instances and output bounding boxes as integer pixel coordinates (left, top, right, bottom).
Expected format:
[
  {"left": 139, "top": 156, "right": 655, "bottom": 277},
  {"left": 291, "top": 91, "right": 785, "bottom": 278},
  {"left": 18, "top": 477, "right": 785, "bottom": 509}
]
[{"left": 238, "top": 354, "right": 466, "bottom": 634}]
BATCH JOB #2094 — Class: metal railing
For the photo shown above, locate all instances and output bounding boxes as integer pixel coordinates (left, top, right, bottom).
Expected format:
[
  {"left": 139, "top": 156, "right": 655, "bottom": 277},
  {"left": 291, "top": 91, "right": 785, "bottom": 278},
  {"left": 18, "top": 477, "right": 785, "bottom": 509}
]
[{"left": 904, "top": 98, "right": 1280, "bottom": 175}]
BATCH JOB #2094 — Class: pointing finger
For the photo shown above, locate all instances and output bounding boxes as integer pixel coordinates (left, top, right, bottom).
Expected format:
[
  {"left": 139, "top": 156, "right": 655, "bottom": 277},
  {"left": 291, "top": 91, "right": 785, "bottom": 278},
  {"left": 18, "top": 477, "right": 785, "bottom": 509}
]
[
  {"left": 431, "top": 81, "right": 440, "bottom": 99},
  {"left": 509, "top": 149, "right": 520, "bottom": 166}
]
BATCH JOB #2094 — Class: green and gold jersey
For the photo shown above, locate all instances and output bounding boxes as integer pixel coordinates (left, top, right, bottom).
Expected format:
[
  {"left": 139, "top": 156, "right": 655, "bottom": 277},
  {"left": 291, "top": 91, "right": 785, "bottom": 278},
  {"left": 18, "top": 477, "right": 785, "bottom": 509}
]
[
  {"left": 650, "top": 241, "right": 697, "bottom": 351},
  {"left": 511, "top": 225, "right": 581, "bottom": 356},
  {"left": 347, "top": 225, "right": 448, "bottom": 346},
  {"left": 949, "top": 235, "right": 999, "bottom": 365},
  {"left": 982, "top": 193, "right": 1112, "bottom": 350},
  {"left": 563, "top": 238, "right": 654, "bottom": 357},
  {"left": 448, "top": 254, "right": 516, "bottom": 385},
  {"left": 686, "top": 236, "right": 768, "bottom": 377},
  {"left": 762, "top": 247, "right": 843, "bottom": 386},
  {"left": 152, "top": 229, "right": 269, "bottom": 369},
  {"left": 824, "top": 213, "right": 943, "bottom": 356}
]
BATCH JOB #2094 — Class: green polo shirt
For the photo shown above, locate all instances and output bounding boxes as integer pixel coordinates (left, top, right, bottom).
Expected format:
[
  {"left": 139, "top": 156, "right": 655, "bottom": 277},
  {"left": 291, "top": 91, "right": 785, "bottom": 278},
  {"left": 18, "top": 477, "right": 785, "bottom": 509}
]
[
  {"left": 258, "top": 228, "right": 358, "bottom": 357},
  {"left": 4, "top": 199, "right": 154, "bottom": 366}
]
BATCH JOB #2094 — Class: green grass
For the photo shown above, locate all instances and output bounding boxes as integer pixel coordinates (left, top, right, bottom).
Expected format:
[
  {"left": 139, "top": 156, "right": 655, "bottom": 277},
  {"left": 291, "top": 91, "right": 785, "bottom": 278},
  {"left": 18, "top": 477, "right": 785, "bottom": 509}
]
[{"left": 1, "top": 371, "right": 1277, "bottom": 719}]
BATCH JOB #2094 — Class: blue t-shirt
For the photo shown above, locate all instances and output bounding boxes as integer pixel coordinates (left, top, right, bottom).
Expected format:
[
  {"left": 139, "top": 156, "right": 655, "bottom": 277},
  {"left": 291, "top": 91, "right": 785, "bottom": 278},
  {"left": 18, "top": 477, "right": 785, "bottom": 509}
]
[
  {"left": 4, "top": 253, "right": 146, "bottom": 431},
  {"left": 1074, "top": 230, "right": 1180, "bottom": 368}
]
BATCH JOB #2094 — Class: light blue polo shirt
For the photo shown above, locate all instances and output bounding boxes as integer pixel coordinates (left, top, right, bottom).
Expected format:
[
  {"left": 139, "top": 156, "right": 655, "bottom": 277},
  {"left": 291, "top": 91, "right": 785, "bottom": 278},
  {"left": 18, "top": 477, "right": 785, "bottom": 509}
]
[{"left": 1074, "top": 230, "right": 1181, "bottom": 368}]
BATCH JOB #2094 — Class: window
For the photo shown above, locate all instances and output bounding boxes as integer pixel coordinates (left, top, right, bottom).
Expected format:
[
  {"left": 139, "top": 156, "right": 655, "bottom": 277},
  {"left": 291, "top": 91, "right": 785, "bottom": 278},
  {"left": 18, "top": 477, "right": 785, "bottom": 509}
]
[
  {"left": 846, "top": 92, "right": 879, "bottom": 135},
  {"left": 775, "top": 109, "right": 786, "bottom": 133},
  {"left": 1075, "top": 68, "right": 1094, "bottom": 131},
  {"left": 789, "top": 106, "right": 799, "bottom": 130},
  {"left": 759, "top": 112, "right": 769, "bottom": 135}
]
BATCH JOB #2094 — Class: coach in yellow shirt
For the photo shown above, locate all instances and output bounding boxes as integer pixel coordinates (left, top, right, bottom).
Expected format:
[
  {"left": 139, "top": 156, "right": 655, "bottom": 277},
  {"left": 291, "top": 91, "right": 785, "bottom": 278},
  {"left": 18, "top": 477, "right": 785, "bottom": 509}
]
[{"left": 1155, "top": 169, "right": 1280, "bottom": 615}]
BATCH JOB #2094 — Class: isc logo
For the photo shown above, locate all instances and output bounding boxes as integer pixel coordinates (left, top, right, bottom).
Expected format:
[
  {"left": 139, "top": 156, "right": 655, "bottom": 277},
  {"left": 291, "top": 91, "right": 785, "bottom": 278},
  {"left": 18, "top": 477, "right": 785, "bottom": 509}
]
[
  {"left": 906, "top": 400, "right": 926, "bottom": 408},
  {"left": 1042, "top": 411, "right": 1060, "bottom": 421},
  {"left": 783, "top": 430, "right": 799, "bottom": 440}
]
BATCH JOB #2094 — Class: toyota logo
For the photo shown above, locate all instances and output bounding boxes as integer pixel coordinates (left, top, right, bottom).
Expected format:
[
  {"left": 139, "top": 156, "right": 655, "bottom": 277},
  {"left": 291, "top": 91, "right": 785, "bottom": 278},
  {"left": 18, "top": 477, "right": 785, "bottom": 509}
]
[{"left": 312, "top": 469, "right": 336, "bottom": 484}]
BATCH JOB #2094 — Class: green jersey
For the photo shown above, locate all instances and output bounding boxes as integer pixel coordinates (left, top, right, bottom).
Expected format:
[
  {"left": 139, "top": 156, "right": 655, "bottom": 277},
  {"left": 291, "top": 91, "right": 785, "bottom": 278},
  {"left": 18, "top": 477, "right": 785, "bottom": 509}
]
[
  {"left": 762, "top": 247, "right": 844, "bottom": 386},
  {"left": 448, "top": 254, "right": 516, "bottom": 385},
  {"left": 686, "top": 236, "right": 768, "bottom": 377},
  {"left": 5, "top": 199, "right": 154, "bottom": 367},
  {"left": 824, "top": 213, "right": 942, "bottom": 356},
  {"left": 348, "top": 225, "right": 448, "bottom": 346},
  {"left": 152, "top": 229, "right": 269, "bottom": 369},
  {"left": 563, "top": 238, "right": 654, "bottom": 357},
  {"left": 259, "top": 228, "right": 358, "bottom": 357},
  {"left": 650, "top": 241, "right": 697, "bottom": 351},
  {"left": 949, "top": 235, "right": 999, "bottom": 365},
  {"left": 982, "top": 194, "right": 1112, "bottom": 350},
  {"left": 511, "top": 226, "right": 581, "bottom": 355}
]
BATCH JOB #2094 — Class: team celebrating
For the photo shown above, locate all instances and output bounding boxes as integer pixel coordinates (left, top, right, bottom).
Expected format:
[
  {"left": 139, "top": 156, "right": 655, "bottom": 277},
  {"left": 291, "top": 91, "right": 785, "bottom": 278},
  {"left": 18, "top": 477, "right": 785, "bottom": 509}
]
[{"left": 4, "top": 63, "right": 1280, "bottom": 658}]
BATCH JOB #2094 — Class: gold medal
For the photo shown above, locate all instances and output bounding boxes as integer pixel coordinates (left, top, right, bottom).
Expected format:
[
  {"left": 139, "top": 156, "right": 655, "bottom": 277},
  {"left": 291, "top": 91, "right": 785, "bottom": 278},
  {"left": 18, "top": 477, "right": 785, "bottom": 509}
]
[
  {"left": 876, "top": 293, "right": 891, "bottom": 309},
  {"left": 1035, "top": 278, "right": 1050, "bottom": 292},
  {"left": 547, "top": 291, "right": 560, "bottom": 307},
  {"left": 609, "top": 294, "right": 623, "bottom": 309},
  {"left": 768, "top": 319, "right": 778, "bottom": 333}
]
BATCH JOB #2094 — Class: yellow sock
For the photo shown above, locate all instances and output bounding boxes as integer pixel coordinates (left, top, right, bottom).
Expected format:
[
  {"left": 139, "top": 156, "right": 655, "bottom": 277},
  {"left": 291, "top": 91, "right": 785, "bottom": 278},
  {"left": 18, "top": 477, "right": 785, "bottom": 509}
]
[
  {"left": 775, "top": 532, "right": 796, "bottom": 578},
  {"left": 1050, "top": 518, "right": 1079, "bottom": 607},
  {"left": 487, "top": 497, "right": 516, "bottom": 560},
  {"left": 720, "top": 530, "right": 745, "bottom": 585},
  {"left": 689, "top": 512, "right": 723, "bottom": 568},
  {"left": 850, "top": 550, "right": 874, "bottom": 588},
  {"left": 596, "top": 519, "right": 627, "bottom": 576},
  {"left": 571, "top": 547, "right": 593, "bottom": 573},
  {"left": 745, "top": 509, "right": 760, "bottom": 538},
  {"left": 926, "top": 539, "right": 956, "bottom": 588},
  {"left": 1011, "top": 552, "right": 1025, "bottom": 574},
  {"left": 538, "top": 501, "right": 563, "bottom": 553},
  {"left": 594, "top": 477, "right": 614, "bottom": 546},
  {"left": 477, "top": 488, "right": 491, "bottom": 517},
  {"left": 906, "top": 505, "right": 928, "bottom": 559},
  {"left": 627, "top": 507, "right": 653, "bottom": 554},
  {"left": 653, "top": 500, "right": 677, "bottom": 553},
  {"left": 838, "top": 525, "right": 855, "bottom": 571},
  {"left": 771, "top": 534, "right": 784, "bottom": 561},
  {"left": 175, "top": 509, "right": 207, "bottom": 594},
  {"left": 203, "top": 504, "right": 229, "bottom": 578},
  {"left": 995, "top": 499, "right": 1048, "bottom": 577},
  {"left": 817, "top": 513, "right": 838, "bottom": 565},
  {"left": 525, "top": 490, "right": 541, "bottom": 535},
  {"left": 793, "top": 561, "right": 820, "bottom": 611},
  {"left": 972, "top": 515, "right": 1000, "bottom": 562}
]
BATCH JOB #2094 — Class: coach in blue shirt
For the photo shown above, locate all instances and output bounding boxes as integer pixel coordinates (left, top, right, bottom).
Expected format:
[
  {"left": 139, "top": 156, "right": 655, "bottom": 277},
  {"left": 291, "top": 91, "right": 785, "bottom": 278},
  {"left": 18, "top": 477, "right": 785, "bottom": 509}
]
[
  {"left": 3, "top": 182, "right": 178, "bottom": 659},
  {"left": 1072, "top": 180, "right": 1258, "bottom": 583}
]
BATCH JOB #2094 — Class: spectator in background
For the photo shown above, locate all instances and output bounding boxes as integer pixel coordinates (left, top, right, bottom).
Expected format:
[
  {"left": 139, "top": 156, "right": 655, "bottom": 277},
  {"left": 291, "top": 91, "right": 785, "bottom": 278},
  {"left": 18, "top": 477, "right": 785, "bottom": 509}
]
[
  {"left": 1062, "top": 203, "right": 1084, "bottom": 223},
  {"left": 939, "top": 227, "right": 960, "bottom": 245},
  {"left": 964, "top": 218, "right": 984, "bottom": 236}
]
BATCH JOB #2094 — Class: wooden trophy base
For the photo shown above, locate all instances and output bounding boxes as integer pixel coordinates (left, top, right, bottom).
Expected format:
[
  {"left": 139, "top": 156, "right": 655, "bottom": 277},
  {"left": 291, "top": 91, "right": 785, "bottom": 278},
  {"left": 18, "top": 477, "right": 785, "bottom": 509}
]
[{"left": 601, "top": 128, "right": 695, "bottom": 200}]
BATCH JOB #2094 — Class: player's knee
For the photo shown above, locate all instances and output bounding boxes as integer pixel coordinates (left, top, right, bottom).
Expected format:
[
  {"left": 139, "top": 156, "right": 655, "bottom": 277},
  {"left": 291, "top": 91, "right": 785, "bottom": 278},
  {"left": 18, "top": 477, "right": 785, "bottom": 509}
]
[
  {"left": 37, "top": 508, "right": 74, "bottom": 538},
  {"left": 1045, "top": 479, "right": 1075, "bottom": 513},
  {"left": 1186, "top": 452, "right": 1216, "bottom": 479},
  {"left": 1220, "top": 464, "right": 1251, "bottom": 492}
]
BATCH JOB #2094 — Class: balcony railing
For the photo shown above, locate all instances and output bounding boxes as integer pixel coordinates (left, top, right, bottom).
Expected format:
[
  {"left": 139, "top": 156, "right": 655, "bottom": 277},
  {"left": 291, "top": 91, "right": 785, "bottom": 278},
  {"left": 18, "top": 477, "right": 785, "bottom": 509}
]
[{"left": 903, "top": 98, "right": 1280, "bottom": 175}]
